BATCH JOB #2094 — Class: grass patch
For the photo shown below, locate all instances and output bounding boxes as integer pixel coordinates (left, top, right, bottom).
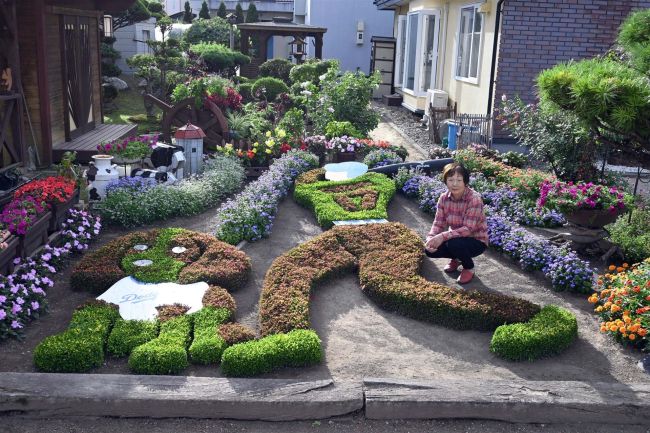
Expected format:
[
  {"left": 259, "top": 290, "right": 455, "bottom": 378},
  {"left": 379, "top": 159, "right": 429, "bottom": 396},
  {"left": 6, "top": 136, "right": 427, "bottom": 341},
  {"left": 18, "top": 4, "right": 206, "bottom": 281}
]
[{"left": 103, "top": 75, "right": 162, "bottom": 134}]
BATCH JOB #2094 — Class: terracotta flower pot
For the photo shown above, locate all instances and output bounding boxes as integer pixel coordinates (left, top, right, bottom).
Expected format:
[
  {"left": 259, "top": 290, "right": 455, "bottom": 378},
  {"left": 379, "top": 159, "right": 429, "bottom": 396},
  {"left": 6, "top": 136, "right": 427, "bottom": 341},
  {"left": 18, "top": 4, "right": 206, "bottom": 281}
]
[
  {"left": 48, "top": 188, "right": 80, "bottom": 233},
  {"left": 18, "top": 212, "right": 51, "bottom": 258},
  {"left": 565, "top": 208, "right": 624, "bottom": 229},
  {"left": 0, "top": 235, "right": 19, "bottom": 275}
]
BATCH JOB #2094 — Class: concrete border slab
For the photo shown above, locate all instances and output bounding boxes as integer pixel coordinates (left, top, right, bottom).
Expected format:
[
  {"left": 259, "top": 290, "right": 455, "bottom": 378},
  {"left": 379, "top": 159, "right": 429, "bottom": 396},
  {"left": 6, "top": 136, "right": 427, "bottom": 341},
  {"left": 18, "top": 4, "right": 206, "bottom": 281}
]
[
  {"left": 0, "top": 373, "right": 363, "bottom": 420},
  {"left": 364, "top": 378, "right": 650, "bottom": 425}
]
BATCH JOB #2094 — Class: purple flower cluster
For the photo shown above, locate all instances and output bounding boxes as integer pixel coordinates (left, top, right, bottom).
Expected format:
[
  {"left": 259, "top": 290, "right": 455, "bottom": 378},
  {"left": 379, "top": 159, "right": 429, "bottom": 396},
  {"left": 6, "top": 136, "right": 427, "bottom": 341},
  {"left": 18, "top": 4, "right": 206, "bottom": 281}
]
[
  {"left": 214, "top": 150, "right": 319, "bottom": 245},
  {"left": 487, "top": 216, "right": 594, "bottom": 293},
  {"left": 327, "top": 136, "right": 361, "bottom": 153},
  {"left": 416, "top": 177, "right": 448, "bottom": 214},
  {"left": 105, "top": 177, "right": 157, "bottom": 195},
  {"left": 482, "top": 187, "right": 565, "bottom": 228},
  {"left": 0, "top": 208, "right": 101, "bottom": 340}
]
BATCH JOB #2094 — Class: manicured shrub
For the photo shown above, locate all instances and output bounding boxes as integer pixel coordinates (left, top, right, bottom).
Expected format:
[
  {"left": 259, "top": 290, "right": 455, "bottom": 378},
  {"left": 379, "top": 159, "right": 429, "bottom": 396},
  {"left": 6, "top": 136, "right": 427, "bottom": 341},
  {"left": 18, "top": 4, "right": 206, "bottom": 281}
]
[
  {"left": 251, "top": 77, "right": 289, "bottom": 102},
  {"left": 259, "top": 58, "right": 294, "bottom": 84},
  {"left": 33, "top": 301, "right": 120, "bottom": 373},
  {"left": 189, "top": 42, "right": 250, "bottom": 73},
  {"left": 237, "top": 81, "right": 255, "bottom": 103},
  {"left": 128, "top": 315, "right": 192, "bottom": 375},
  {"left": 296, "top": 168, "right": 325, "bottom": 185},
  {"left": 107, "top": 319, "right": 159, "bottom": 358},
  {"left": 221, "top": 329, "right": 321, "bottom": 377},
  {"left": 490, "top": 305, "right": 578, "bottom": 361},
  {"left": 70, "top": 229, "right": 251, "bottom": 294},
  {"left": 183, "top": 17, "right": 234, "bottom": 46},
  {"left": 293, "top": 172, "right": 396, "bottom": 228},
  {"left": 188, "top": 307, "right": 231, "bottom": 364},
  {"left": 218, "top": 323, "right": 256, "bottom": 345},
  {"left": 202, "top": 285, "right": 237, "bottom": 313}
]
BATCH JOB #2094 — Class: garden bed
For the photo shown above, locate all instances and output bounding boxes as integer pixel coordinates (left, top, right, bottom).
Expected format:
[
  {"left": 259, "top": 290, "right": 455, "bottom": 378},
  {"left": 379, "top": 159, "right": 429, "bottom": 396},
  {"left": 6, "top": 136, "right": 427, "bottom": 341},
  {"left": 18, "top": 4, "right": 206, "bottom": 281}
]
[{"left": 0, "top": 196, "right": 647, "bottom": 386}]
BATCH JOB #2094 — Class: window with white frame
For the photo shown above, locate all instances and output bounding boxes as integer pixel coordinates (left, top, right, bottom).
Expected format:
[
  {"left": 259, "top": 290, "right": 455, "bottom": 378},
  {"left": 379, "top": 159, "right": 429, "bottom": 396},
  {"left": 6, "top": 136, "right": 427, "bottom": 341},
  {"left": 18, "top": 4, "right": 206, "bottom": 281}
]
[
  {"left": 394, "top": 15, "right": 406, "bottom": 87},
  {"left": 399, "top": 10, "right": 440, "bottom": 95},
  {"left": 455, "top": 4, "right": 483, "bottom": 82},
  {"left": 142, "top": 29, "right": 152, "bottom": 54}
]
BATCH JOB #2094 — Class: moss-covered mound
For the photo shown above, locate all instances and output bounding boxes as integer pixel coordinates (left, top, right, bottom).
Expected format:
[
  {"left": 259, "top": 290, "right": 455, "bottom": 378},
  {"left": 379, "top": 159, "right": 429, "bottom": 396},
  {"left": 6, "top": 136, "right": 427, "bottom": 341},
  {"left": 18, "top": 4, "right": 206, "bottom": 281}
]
[{"left": 294, "top": 171, "right": 396, "bottom": 228}]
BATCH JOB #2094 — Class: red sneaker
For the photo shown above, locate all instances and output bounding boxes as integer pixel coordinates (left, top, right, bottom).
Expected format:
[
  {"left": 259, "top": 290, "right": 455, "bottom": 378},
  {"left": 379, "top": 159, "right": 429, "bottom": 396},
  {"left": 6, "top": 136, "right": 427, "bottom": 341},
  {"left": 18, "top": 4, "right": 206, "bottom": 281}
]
[
  {"left": 457, "top": 269, "right": 475, "bottom": 284},
  {"left": 444, "top": 259, "right": 461, "bottom": 273}
]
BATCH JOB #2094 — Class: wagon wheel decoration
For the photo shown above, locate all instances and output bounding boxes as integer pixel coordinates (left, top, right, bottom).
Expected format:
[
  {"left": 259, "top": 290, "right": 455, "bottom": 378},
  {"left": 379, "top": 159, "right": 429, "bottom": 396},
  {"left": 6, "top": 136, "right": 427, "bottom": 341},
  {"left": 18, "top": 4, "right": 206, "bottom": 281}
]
[{"left": 144, "top": 94, "right": 229, "bottom": 149}]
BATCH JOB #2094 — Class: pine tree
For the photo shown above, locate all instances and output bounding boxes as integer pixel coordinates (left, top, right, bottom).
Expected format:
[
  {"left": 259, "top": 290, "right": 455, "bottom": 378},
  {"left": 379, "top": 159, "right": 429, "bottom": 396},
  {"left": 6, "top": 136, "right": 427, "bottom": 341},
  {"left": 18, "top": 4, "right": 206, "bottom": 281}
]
[
  {"left": 245, "top": 3, "right": 259, "bottom": 23},
  {"left": 183, "top": 1, "right": 193, "bottom": 23},
  {"left": 199, "top": 1, "right": 210, "bottom": 19},
  {"left": 235, "top": 2, "right": 245, "bottom": 24},
  {"left": 217, "top": 1, "right": 227, "bottom": 19}
]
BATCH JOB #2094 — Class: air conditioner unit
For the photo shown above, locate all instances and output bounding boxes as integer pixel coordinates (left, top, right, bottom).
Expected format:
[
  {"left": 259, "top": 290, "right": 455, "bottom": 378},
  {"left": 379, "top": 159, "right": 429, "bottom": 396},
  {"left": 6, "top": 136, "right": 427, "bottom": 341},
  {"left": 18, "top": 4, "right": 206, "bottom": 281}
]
[{"left": 427, "top": 89, "right": 448, "bottom": 109}]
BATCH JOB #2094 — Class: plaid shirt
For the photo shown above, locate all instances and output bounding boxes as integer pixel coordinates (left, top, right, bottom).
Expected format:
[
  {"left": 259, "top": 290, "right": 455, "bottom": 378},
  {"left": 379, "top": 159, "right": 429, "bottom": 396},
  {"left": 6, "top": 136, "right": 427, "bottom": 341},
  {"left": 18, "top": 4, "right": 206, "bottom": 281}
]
[{"left": 427, "top": 187, "right": 489, "bottom": 246}]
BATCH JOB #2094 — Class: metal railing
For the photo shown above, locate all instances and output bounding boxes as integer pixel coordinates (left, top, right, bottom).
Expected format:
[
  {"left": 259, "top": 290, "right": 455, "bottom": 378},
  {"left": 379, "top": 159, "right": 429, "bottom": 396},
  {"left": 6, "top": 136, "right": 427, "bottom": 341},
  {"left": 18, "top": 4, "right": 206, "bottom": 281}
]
[{"left": 429, "top": 103, "right": 493, "bottom": 149}]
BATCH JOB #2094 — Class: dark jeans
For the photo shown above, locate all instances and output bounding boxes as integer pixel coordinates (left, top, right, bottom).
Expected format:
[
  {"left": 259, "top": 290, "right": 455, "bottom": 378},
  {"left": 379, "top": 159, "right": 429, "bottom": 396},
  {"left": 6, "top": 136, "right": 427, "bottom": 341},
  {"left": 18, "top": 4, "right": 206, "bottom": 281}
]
[{"left": 424, "top": 237, "right": 487, "bottom": 270}]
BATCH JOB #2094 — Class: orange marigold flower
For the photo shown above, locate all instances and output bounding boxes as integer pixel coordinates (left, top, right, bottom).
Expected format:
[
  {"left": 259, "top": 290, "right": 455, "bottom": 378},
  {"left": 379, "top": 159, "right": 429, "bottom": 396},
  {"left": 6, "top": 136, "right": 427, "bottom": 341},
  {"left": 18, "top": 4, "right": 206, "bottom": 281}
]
[
  {"left": 638, "top": 329, "right": 648, "bottom": 337},
  {"left": 616, "top": 267, "right": 625, "bottom": 273},
  {"left": 629, "top": 333, "right": 636, "bottom": 341},
  {"left": 608, "top": 265, "right": 616, "bottom": 271},
  {"left": 623, "top": 263, "right": 629, "bottom": 268}
]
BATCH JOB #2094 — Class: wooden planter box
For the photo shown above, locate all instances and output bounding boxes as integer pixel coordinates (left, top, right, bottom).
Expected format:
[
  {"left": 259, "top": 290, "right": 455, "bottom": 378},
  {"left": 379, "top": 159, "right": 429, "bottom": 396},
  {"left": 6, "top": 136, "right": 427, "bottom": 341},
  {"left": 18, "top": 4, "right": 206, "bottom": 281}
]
[
  {"left": 48, "top": 189, "right": 80, "bottom": 233},
  {"left": 246, "top": 166, "right": 269, "bottom": 178},
  {"left": 0, "top": 235, "right": 20, "bottom": 275},
  {"left": 18, "top": 212, "right": 52, "bottom": 258},
  {"left": 335, "top": 151, "right": 357, "bottom": 163}
]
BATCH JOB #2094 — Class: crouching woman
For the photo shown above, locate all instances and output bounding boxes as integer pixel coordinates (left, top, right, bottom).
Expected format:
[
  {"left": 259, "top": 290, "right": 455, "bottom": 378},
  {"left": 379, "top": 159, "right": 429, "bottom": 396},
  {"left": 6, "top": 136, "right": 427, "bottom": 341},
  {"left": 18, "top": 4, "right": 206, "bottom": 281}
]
[{"left": 424, "top": 163, "right": 488, "bottom": 284}]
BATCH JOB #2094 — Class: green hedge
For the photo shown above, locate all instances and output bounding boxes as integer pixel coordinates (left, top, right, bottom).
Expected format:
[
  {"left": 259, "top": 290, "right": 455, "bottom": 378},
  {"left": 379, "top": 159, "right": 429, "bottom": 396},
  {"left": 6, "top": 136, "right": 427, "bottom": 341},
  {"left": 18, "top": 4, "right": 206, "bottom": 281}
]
[
  {"left": 293, "top": 173, "right": 396, "bottom": 228},
  {"left": 128, "top": 315, "right": 193, "bottom": 375},
  {"left": 107, "top": 319, "right": 159, "bottom": 358},
  {"left": 490, "top": 305, "right": 578, "bottom": 361},
  {"left": 188, "top": 307, "right": 232, "bottom": 365},
  {"left": 121, "top": 228, "right": 186, "bottom": 283},
  {"left": 33, "top": 302, "right": 120, "bottom": 373},
  {"left": 221, "top": 329, "right": 321, "bottom": 377}
]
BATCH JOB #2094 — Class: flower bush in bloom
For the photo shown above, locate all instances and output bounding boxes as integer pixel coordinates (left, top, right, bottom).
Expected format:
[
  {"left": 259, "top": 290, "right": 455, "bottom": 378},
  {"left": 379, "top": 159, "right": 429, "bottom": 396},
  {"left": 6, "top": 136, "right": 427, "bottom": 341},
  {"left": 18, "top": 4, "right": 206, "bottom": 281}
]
[
  {"left": 358, "top": 139, "right": 409, "bottom": 161},
  {"left": 362, "top": 149, "right": 403, "bottom": 169},
  {"left": 537, "top": 180, "right": 633, "bottom": 214},
  {"left": 588, "top": 260, "right": 650, "bottom": 351},
  {"left": 14, "top": 176, "right": 76, "bottom": 206},
  {"left": 327, "top": 136, "right": 361, "bottom": 153},
  {"left": 97, "top": 135, "right": 157, "bottom": 160},
  {"left": 0, "top": 196, "right": 48, "bottom": 235},
  {"left": 0, "top": 208, "right": 101, "bottom": 340},
  {"left": 214, "top": 150, "right": 319, "bottom": 245}
]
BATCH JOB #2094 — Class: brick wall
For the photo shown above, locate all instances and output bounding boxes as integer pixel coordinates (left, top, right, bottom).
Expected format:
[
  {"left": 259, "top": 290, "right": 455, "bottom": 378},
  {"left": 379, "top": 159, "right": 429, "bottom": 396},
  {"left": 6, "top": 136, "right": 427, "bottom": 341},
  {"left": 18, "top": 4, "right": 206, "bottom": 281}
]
[{"left": 493, "top": 0, "right": 650, "bottom": 140}]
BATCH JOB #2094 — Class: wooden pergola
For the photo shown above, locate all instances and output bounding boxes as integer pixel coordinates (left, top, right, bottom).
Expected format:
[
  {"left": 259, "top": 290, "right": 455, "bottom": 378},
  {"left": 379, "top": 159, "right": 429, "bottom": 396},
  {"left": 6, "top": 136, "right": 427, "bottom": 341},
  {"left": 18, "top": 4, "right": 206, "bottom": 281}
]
[{"left": 237, "top": 21, "right": 327, "bottom": 78}]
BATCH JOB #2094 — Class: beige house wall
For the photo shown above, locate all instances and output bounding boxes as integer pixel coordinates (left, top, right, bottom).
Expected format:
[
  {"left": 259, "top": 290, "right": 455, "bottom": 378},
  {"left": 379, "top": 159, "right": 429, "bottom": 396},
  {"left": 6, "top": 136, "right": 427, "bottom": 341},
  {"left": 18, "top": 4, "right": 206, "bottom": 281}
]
[{"left": 390, "top": 0, "right": 498, "bottom": 115}]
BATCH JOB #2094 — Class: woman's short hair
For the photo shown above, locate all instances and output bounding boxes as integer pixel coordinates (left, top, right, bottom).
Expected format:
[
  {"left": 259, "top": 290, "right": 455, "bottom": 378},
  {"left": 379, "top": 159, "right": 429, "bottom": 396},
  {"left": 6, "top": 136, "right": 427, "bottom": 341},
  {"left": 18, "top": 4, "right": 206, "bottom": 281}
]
[{"left": 441, "top": 163, "right": 470, "bottom": 185}]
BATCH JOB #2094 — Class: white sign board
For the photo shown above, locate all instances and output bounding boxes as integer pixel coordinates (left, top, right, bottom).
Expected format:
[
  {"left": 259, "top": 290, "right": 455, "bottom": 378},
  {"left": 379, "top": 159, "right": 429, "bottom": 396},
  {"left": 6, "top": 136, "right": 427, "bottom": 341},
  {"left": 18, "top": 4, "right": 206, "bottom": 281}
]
[{"left": 97, "top": 276, "right": 209, "bottom": 320}]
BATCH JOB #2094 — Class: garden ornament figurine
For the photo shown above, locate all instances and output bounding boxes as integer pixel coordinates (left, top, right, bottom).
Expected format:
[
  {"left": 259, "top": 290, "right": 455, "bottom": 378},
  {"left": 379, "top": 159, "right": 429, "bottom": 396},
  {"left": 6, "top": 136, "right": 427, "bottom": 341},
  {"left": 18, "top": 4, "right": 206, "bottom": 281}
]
[{"left": 424, "top": 162, "right": 488, "bottom": 284}]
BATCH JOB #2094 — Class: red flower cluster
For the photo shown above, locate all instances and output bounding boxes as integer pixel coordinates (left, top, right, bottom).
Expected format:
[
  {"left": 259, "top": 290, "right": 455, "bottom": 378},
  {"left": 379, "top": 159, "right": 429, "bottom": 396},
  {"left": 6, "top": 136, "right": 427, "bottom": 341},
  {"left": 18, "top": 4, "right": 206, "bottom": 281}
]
[
  {"left": 14, "top": 176, "right": 76, "bottom": 206},
  {"left": 206, "top": 87, "right": 242, "bottom": 112}
]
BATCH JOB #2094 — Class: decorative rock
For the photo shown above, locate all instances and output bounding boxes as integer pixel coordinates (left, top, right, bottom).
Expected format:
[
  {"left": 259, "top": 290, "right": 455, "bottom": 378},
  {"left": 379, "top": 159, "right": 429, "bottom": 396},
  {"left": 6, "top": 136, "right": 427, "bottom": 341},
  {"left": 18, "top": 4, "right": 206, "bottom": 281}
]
[
  {"left": 133, "top": 244, "right": 148, "bottom": 251},
  {"left": 104, "top": 76, "right": 129, "bottom": 91},
  {"left": 172, "top": 246, "right": 187, "bottom": 254},
  {"left": 133, "top": 259, "right": 153, "bottom": 267},
  {"left": 324, "top": 161, "right": 368, "bottom": 181}
]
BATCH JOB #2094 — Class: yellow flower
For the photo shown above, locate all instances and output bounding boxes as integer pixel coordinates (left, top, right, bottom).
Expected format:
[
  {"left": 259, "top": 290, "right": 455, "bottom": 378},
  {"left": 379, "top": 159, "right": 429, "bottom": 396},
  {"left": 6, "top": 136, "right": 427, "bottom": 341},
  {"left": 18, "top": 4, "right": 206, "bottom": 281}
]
[
  {"left": 265, "top": 149, "right": 272, "bottom": 154},
  {"left": 265, "top": 131, "right": 272, "bottom": 138},
  {"left": 276, "top": 128, "right": 286, "bottom": 139},
  {"left": 252, "top": 148, "right": 257, "bottom": 154},
  {"left": 266, "top": 139, "right": 275, "bottom": 147}
]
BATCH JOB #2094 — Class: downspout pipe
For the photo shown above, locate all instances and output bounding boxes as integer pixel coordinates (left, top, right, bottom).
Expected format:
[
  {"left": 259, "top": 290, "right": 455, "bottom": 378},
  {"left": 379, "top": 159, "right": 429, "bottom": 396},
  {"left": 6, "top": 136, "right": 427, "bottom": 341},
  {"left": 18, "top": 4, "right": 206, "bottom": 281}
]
[{"left": 486, "top": 0, "right": 506, "bottom": 117}]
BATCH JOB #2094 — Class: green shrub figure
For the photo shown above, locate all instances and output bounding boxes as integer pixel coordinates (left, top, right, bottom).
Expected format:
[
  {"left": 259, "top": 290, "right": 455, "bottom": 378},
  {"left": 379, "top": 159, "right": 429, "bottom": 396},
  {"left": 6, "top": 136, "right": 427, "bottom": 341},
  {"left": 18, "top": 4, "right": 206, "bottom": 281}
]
[
  {"left": 490, "top": 305, "right": 578, "bottom": 361},
  {"left": 259, "top": 58, "right": 294, "bottom": 84},
  {"left": 128, "top": 315, "right": 193, "bottom": 375},
  {"left": 251, "top": 77, "right": 289, "bottom": 102},
  {"left": 34, "top": 301, "right": 120, "bottom": 373},
  {"left": 107, "top": 319, "right": 159, "bottom": 358},
  {"left": 221, "top": 329, "right": 321, "bottom": 377},
  {"left": 189, "top": 43, "right": 250, "bottom": 74},
  {"left": 188, "top": 307, "right": 232, "bottom": 364}
]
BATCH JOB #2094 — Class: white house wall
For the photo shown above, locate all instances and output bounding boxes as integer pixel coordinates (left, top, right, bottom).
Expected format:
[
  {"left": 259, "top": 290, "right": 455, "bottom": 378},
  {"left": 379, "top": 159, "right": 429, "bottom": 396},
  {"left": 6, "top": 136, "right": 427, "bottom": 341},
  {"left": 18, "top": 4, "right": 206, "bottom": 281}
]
[
  {"left": 299, "top": 0, "right": 393, "bottom": 73},
  {"left": 113, "top": 18, "right": 157, "bottom": 75}
]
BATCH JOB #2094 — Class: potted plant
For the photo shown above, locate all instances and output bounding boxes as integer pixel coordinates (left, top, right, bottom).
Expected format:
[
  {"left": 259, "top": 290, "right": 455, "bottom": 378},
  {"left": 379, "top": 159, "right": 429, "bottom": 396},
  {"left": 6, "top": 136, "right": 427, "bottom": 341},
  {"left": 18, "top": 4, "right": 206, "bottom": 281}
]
[
  {"left": 14, "top": 176, "right": 78, "bottom": 233},
  {"left": 0, "top": 228, "right": 20, "bottom": 275},
  {"left": 327, "top": 136, "right": 361, "bottom": 163},
  {"left": 97, "top": 134, "right": 157, "bottom": 164},
  {"left": 0, "top": 196, "right": 51, "bottom": 258},
  {"left": 537, "top": 180, "right": 634, "bottom": 228}
]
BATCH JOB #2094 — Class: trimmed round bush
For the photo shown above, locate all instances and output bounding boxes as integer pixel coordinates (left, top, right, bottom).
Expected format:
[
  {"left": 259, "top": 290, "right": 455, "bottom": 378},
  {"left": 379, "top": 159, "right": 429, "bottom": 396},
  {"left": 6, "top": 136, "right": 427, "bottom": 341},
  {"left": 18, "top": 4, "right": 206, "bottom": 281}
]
[
  {"left": 188, "top": 307, "right": 232, "bottom": 365},
  {"left": 489, "top": 305, "right": 578, "bottom": 361},
  {"left": 189, "top": 42, "right": 250, "bottom": 73},
  {"left": 107, "top": 319, "right": 159, "bottom": 358},
  {"left": 34, "top": 302, "right": 120, "bottom": 373},
  {"left": 128, "top": 315, "right": 192, "bottom": 375},
  {"left": 259, "top": 58, "right": 294, "bottom": 84},
  {"left": 237, "top": 82, "right": 255, "bottom": 103},
  {"left": 251, "top": 77, "right": 289, "bottom": 102},
  {"left": 221, "top": 329, "right": 321, "bottom": 377}
]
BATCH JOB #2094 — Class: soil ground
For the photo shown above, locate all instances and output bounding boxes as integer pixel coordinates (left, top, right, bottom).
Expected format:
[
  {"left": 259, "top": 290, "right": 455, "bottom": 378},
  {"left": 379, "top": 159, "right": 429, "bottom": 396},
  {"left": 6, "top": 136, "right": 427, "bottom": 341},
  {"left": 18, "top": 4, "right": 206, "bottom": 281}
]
[{"left": 1, "top": 193, "right": 647, "bottom": 387}]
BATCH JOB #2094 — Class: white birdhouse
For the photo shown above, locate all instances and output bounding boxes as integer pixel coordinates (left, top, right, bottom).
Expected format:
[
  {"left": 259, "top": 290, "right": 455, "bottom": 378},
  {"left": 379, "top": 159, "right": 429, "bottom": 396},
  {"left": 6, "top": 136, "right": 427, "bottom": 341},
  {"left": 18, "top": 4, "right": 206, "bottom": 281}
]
[{"left": 174, "top": 122, "right": 206, "bottom": 175}]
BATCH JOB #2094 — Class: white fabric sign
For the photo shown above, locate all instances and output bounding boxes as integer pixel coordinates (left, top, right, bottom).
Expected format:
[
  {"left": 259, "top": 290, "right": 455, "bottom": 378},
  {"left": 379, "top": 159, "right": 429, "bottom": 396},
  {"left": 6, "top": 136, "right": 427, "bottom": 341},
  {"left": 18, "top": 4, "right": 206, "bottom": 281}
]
[{"left": 97, "top": 276, "right": 209, "bottom": 320}]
